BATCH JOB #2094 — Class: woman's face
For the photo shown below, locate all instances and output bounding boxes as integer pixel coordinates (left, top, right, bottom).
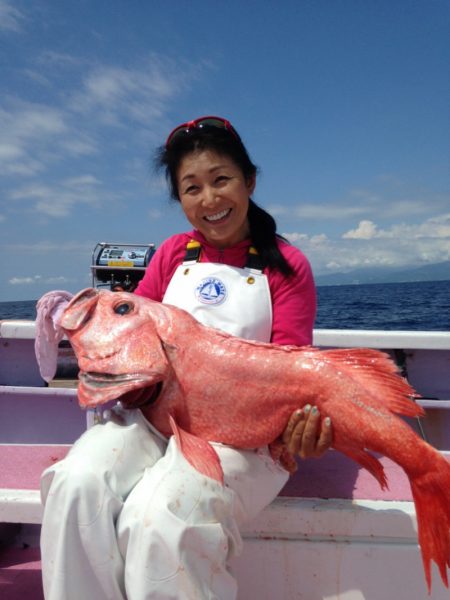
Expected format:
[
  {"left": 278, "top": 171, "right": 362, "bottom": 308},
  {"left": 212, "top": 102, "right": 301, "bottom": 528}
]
[{"left": 176, "top": 150, "right": 255, "bottom": 248}]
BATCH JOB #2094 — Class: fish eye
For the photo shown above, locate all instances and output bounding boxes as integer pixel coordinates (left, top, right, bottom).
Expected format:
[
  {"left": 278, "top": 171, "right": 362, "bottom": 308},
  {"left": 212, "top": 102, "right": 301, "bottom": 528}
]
[{"left": 114, "top": 302, "right": 134, "bottom": 316}]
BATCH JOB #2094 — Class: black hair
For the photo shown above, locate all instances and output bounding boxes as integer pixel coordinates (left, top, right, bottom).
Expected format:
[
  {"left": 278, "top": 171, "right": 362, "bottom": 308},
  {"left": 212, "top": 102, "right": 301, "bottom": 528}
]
[{"left": 154, "top": 124, "right": 294, "bottom": 277}]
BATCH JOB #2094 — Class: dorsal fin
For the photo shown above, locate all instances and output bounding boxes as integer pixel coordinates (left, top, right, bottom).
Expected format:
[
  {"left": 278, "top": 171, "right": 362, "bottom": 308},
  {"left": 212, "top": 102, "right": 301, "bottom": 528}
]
[{"left": 321, "top": 348, "right": 423, "bottom": 418}]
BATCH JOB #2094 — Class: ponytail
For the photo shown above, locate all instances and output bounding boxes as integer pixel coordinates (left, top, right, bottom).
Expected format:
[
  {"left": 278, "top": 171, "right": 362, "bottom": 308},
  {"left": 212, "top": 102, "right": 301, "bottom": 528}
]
[{"left": 248, "top": 199, "right": 294, "bottom": 277}]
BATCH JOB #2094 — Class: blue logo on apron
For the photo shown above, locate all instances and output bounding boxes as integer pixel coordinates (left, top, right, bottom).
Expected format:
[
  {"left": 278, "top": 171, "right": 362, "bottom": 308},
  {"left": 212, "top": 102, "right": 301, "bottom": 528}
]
[{"left": 195, "top": 277, "right": 227, "bottom": 305}]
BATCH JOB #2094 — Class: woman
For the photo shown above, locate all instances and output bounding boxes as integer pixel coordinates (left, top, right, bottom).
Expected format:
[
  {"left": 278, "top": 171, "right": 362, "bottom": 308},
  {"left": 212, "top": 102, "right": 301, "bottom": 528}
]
[{"left": 40, "top": 116, "right": 332, "bottom": 600}]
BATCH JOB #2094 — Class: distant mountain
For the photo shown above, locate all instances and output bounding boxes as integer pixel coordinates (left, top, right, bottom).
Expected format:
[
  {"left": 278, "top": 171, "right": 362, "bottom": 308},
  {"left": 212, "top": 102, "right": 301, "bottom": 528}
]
[{"left": 314, "top": 260, "right": 450, "bottom": 286}]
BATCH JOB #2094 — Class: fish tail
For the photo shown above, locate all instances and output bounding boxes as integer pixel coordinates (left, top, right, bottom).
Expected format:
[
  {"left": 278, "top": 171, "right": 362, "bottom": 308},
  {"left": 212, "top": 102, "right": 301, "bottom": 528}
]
[{"left": 409, "top": 453, "right": 450, "bottom": 592}]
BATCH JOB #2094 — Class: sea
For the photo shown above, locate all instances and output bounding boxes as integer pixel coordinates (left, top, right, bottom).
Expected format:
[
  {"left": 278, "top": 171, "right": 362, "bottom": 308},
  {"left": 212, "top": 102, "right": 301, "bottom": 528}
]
[{"left": 1, "top": 279, "right": 449, "bottom": 331}]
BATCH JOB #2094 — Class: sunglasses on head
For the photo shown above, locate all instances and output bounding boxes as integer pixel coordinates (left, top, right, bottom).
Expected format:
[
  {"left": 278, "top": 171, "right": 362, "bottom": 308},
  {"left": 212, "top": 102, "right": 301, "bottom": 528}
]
[{"left": 165, "top": 116, "right": 239, "bottom": 147}]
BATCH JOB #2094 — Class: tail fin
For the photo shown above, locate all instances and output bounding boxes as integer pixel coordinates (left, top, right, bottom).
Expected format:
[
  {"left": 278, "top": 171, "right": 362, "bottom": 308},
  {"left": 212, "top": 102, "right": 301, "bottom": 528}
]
[{"left": 410, "top": 453, "right": 450, "bottom": 592}]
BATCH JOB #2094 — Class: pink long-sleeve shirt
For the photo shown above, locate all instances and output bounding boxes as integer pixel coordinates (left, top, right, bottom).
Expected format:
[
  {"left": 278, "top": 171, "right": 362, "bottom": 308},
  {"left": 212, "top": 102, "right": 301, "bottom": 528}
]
[{"left": 135, "top": 230, "right": 316, "bottom": 347}]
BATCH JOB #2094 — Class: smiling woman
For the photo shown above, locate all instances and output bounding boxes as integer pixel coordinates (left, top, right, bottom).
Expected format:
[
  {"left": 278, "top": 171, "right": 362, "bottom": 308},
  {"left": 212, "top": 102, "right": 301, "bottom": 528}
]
[
  {"left": 39, "top": 116, "right": 331, "bottom": 600},
  {"left": 153, "top": 116, "right": 296, "bottom": 278}
]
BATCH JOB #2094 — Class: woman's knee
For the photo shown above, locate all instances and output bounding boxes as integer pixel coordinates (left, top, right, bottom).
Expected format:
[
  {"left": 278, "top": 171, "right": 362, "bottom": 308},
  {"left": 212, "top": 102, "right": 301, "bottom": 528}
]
[{"left": 43, "top": 460, "right": 112, "bottom": 526}]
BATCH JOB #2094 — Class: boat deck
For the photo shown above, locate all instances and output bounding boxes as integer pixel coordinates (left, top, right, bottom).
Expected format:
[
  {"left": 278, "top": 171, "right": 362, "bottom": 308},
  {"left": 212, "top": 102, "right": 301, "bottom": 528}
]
[
  {"left": 2, "top": 323, "right": 450, "bottom": 598},
  {"left": 0, "top": 547, "right": 43, "bottom": 600},
  {"left": 0, "top": 444, "right": 424, "bottom": 600}
]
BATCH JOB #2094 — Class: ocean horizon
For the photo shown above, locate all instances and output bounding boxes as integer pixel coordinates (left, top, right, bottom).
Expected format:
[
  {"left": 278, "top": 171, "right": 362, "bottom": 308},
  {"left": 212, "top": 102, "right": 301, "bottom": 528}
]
[{"left": 1, "top": 279, "right": 449, "bottom": 331}]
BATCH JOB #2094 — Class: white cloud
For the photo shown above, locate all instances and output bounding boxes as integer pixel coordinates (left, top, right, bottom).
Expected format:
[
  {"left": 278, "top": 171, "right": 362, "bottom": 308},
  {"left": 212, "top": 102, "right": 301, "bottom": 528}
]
[
  {"left": 12, "top": 104, "right": 67, "bottom": 138},
  {"left": 0, "top": 102, "right": 68, "bottom": 176},
  {"left": 296, "top": 204, "right": 367, "bottom": 220},
  {"left": 0, "top": 0, "right": 25, "bottom": 32},
  {"left": 269, "top": 178, "right": 450, "bottom": 227},
  {"left": 2, "top": 241, "right": 90, "bottom": 255},
  {"left": 148, "top": 208, "right": 163, "bottom": 220},
  {"left": 1, "top": 158, "right": 45, "bottom": 177},
  {"left": 69, "top": 57, "right": 187, "bottom": 128},
  {"left": 59, "top": 139, "right": 98, "bottom": 157},
  {"left": 348, "top": 182, "right": 450, "bottom": 219},
  {"left": 283, "top": 232, "right": 309, "bottom": 243},
  {"left": 0, "top": 57, "right": 181, "bottom": 178},
  {"left": 343, "top": 220, "right": 379, "bottom": 239},
  {"left": 1, "top": 53, "right": 206, "bottom": 221},
  {"left": 63, "top": 175, "right": 101, "bottom": 187},
  {"left": 397, "top": 214, "right": 450, "bottom": 239},
  {"left": 274, "top": 196, "right": 447, "bottom": 223},
  {"left": 10, "top": 177, "right": 105, "bottom": 217},
  {"left": 21, "top": 69, "right": 51, "bottom": 87},
  {"left": 0, "top": 142, "right": 23, "bottom": 160},
  {"left": 9, "top": 275, "right": 41, "bottom": 285},
  {"left": 343, "top": 214, "right": 450, "bottom": 241},
  {"left": 9, "top": 274, "right": 73, "bottom": 285},
  {"left": 268, "top": 202, "right": 367, "bottom": 220},
  {"left": 284, "top": 213, "right": 450, "bottom": 275}
]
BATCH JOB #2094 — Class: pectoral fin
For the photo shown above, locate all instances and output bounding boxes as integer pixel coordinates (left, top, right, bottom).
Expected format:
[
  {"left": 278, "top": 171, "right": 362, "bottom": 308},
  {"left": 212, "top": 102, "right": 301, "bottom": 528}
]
[{"left": 169, "top": 415, "right": 224, "bottom": 484}]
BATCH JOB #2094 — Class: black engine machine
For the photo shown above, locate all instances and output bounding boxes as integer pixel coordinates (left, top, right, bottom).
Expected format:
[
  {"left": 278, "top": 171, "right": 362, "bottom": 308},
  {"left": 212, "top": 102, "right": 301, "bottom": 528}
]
[{"left": 91, "top": 242, "right": 156, "bottom": 292}]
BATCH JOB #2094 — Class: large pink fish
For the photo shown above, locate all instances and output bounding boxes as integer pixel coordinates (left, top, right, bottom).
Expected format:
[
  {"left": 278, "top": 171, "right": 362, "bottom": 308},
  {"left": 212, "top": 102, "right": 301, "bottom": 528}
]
[{"left": 58, "top": 287, "right": 450, "bottom": 592}]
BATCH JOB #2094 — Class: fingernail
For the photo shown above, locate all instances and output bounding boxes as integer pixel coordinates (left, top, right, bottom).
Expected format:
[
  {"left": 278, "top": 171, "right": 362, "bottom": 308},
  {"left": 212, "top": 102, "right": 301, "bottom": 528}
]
[
  {"left": 324, "top": 417, "right": 331, "bottom": 426},
  {"left": 304, "top": 404, "right": 311, "bottom": 414},
  {"left": 295, "top": 409, "right": 303, "bottom": 417},
  {"left": 312, "top": 406, "right": 319, "bottom": 415}
]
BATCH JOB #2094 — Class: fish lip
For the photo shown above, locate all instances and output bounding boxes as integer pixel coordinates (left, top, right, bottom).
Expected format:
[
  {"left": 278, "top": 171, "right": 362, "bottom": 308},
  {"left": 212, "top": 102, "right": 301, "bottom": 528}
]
[
  {"left": 79, "top": 371, "right": 157, "bottom": 392},
  {"left": 77, "top": 371, "right": 163, "bottom": 407}
]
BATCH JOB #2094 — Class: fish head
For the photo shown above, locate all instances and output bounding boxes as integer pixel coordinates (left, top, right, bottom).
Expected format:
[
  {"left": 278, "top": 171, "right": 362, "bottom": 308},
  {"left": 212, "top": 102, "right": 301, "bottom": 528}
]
[{"left": 60, "top": 288, "right": 172, "bottom": 407}]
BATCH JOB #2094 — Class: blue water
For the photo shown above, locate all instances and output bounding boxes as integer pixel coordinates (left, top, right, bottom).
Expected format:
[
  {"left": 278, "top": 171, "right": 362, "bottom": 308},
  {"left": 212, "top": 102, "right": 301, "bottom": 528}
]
[
  {"left": 0, "top": 299, "right": 38, "bottom": 320},
  {"left": 315, "top": 280, "right": 450, "bottom": 331},
  {"left": 1, "top": 280, "right": 449, "bottom": 331}
]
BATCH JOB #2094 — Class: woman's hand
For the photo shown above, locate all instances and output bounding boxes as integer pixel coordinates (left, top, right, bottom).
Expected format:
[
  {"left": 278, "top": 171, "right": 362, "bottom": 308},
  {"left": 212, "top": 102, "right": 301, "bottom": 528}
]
[
  {"left": 270, "top": 405, "right": 333, "bottom": 473},
  {"left": 283, "top": 405, "right": 333, "bottom": 459}
]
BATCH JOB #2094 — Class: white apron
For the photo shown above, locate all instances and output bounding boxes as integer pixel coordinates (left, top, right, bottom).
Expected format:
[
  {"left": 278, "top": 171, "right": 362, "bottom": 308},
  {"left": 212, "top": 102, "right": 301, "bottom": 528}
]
[{"left": 162, "top": 256, "right": 273, "bottom": 342}]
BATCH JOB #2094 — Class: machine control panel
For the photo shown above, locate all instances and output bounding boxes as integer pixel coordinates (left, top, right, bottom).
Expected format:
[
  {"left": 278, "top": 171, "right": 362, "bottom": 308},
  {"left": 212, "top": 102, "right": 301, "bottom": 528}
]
[{"left": 92, "top": 242, "right": 156, "bottom": 291}]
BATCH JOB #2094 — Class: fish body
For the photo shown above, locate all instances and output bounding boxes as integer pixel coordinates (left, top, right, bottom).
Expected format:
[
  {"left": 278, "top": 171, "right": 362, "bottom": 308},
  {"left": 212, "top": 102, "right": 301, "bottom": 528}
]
[{"left": 58, "top": 288, "right": 450, "bottom": 591}]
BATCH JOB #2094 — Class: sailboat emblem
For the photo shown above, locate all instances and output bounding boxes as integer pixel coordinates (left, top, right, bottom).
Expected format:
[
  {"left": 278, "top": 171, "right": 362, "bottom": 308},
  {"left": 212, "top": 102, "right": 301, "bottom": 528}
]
[{"left": 195, "top": 277, "right": 227, "bottom": 305}]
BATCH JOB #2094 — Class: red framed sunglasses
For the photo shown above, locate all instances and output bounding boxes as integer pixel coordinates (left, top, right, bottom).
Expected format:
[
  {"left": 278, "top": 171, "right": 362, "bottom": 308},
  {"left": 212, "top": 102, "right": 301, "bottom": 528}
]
[{"left": 165, "top": 115, "right": 239, "bottom": 147}]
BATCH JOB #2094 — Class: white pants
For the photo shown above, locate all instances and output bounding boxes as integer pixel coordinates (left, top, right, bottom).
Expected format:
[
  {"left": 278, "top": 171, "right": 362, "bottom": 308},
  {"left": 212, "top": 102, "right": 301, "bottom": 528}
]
[{"left": 40, "top": 405, "right": 288, "bottom": 600}]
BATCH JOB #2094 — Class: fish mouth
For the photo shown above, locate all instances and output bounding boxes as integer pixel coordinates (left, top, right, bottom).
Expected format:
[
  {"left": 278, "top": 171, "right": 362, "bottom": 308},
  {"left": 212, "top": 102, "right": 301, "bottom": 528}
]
[
  {"left": 78, "top": 371, "right": 162, "bottom": 407},
  {"left": 80, "top": 372, "right": 146, "bottom": 388}
]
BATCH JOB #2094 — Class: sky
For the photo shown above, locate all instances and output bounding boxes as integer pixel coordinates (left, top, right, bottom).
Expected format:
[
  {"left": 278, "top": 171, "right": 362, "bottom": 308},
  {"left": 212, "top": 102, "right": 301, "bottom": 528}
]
[{"left": 1, "top": 0, "right": 449, "bottom": 301}]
